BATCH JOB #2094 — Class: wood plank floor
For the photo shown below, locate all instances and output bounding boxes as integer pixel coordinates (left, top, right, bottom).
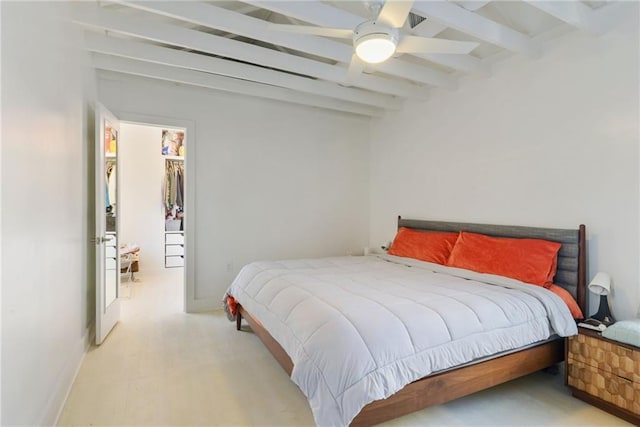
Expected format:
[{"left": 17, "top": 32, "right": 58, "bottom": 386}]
[{"left": 58, "top": 270, "right": 631, "bottom": 426}]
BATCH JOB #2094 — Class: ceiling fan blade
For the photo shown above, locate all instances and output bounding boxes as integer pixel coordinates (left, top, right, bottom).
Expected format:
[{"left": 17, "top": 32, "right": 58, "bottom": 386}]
[
  {"left": 377, "top": 0, "right": 414, "bottom": 28},
  {"left": 267, "top": 24, "right": 353, "bottom": 39},
  {"left": 347, "top": 54, "right": 366, "bottom": 82},
  {"left": 396, "top": 35, "right": 479, "bottom": 55}
]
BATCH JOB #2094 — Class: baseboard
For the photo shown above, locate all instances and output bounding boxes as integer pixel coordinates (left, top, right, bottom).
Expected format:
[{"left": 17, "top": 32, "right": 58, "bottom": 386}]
[{"left": 45, "top": 322, "right": 94, "bottom": 426}]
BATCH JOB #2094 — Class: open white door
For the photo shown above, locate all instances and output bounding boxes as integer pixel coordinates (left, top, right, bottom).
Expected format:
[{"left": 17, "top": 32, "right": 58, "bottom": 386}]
[{"left": 95, "top": 103, "right": 121, "bottom": 344}]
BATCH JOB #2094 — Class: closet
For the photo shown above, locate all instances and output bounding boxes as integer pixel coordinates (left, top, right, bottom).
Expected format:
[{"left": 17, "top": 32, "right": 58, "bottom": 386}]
[
  {"left": 119, "top": 123, "right": 188, "bottom": 275},
  {"left": 163, "top": 130, "right": 185, "bottom": 268}
]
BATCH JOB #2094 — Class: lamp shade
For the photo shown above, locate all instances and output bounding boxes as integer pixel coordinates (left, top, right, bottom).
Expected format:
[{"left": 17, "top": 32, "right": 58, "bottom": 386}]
[
  {"left": 355, "top": 34, "right": 396, "bottom": 63},
  {"left": 588, "top": 272, "right": 611, "bottom": 296},
  {"left": 353, "top": 22, "right": 398, "bottom": 64}
]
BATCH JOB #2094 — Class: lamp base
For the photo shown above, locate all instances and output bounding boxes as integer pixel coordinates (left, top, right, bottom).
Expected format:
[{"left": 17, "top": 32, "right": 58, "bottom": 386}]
[{"left": 589, "top": 294, "right": 616, "bottom": 326}]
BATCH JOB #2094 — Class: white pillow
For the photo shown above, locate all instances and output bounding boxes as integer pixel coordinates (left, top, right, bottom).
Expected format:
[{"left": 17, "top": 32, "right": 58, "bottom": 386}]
[{"left": 602, "top": 319, "right": 640, "bottom": 347}]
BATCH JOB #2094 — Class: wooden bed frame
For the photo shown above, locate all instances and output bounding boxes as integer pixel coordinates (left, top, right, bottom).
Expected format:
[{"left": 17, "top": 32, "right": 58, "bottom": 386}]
[{"left": 235, "top": 218, "right": 587, "bottom": 426}]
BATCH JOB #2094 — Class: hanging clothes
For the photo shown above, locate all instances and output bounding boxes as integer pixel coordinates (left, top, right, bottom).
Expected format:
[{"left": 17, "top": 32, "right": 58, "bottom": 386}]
[
  {"left": 169, "top": 165, "right": 177, "bottom": 208},
  {"left": 175, "top": 165, "right": 183, "bottom": 208},
  {"left": 164, "top": 162, "right": 172, "bottom": 212},
  {"left": 163, "top": 160, "right": 184, "bottom": 214}
]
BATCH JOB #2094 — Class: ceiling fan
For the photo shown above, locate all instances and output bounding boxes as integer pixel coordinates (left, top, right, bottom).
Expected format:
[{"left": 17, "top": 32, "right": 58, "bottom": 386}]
[{"left": 268, "top": 0, "right": 479, "bottom": 80}]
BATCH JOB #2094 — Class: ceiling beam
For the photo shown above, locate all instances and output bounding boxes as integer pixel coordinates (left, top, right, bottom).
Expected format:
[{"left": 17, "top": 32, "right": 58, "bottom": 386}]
[
  {"left": 524, "top": 1, "right": 606, "bottom": 35},
  {"left": 72, "top": 4, "right": 424, "bottom": 99},
  {"left": 410, "top": 19, "right": 490, "bottom": 76},
  {"left": 234, "top": 4, "right": 261, "bottom": 16},
  {"left": 240, "top": 0, "right": 464, "bottom": 86},
  {"left": 593, "top": 2, "right": 638, "bottom": 34},
  {"left": 84, "top": 32, "right": 401, "bottom": 110},
  {"left": 454, "top": 1, "right": 491, "bottom": 12},
  {"left": 115, "top": 1, "right": 346, "bottom": 63},
  {"left": 242, "top": 0, "right": 363, "bottom": 29},
  {"left": 411, "top": 19, "right": 448, "bottom": 38},
  {"left": 411, "top": 0, "right": 539, "bottom": 57},
  {"left": 116, "top": 1, "right": 456, "bottom": 89},
  {"left": 91, "top": 54, "right": 385, "bottom": 117}
]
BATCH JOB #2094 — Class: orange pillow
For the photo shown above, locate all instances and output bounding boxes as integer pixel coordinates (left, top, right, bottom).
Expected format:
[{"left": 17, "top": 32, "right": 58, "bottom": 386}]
[
  {"left": 388, "top": 227, "right": 459, "bottom": 265},
  {"left": 548, "top": 284, "right": 583, "bottom": 319},
  {"left": 446, "top": 232, "right": 561, "bottom": 287}
]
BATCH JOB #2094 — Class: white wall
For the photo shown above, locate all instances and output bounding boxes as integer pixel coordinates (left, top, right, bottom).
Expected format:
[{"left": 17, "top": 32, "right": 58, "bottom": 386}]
[
  {"left": 97, "top": 73, "right": 371, "bottom": 307},
  {"left": 119, "top": 123, "right": 168, "bottom": 273},
  {"left": 1, "top": 2, "right": 94, "bottom": 425},
  {"left": 370, "top": 8, "right": 640, "bottom": 320}
]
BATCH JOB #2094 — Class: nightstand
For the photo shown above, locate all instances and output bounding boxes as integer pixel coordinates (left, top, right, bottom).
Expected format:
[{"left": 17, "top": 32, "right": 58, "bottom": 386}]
[{"left": 566, "top": 327, "right": 640, "bottom": 424}]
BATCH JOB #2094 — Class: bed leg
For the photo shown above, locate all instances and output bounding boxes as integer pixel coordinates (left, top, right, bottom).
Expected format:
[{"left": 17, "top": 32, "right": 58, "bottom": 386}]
[{"left": 236, "top": 309, "right": 242, "bottom": 331}]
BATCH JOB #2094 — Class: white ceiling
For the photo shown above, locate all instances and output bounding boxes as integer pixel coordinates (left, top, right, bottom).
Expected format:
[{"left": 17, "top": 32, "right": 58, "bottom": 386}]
[{"left": 73, "top": 1, "right": 628, "bottom": 117}]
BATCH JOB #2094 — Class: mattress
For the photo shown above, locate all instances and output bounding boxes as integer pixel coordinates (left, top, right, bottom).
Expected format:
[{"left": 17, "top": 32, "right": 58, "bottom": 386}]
[{"left": 227, "top": 254, "right": 577, "bottom": 426}]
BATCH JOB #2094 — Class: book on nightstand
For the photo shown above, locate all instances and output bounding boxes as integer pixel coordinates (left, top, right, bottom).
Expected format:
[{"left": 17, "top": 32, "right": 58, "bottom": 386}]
[{"left": 577, "top": 318, "right": 607, "bottom": 331}]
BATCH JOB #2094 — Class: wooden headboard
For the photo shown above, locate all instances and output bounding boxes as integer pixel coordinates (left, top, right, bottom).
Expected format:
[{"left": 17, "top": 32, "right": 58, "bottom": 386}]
[{"left": 397, "top": 216, "right": 587, "bottom": 314}]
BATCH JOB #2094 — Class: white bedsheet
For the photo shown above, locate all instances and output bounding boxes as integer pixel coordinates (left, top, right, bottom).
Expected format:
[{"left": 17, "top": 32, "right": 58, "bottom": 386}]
[{"left": 227, "top": 255, "right": 577, "bottom": 427}]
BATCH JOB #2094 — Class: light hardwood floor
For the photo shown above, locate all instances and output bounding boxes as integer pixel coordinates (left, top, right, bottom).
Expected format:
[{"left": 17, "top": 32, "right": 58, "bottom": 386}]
[{"left": 58, "top": 269, "right": 631, "bottom": 426}]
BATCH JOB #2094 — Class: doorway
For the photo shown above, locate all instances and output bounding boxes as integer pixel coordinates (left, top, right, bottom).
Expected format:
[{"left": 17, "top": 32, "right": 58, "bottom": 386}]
[{"left": 118, "top": 122, "right": 187, "bottom": 306}]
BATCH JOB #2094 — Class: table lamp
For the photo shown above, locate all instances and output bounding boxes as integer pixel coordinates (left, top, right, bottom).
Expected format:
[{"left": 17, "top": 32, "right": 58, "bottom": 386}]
[{"left": 588, "top": 272, "right": 615, "bottom": 325}]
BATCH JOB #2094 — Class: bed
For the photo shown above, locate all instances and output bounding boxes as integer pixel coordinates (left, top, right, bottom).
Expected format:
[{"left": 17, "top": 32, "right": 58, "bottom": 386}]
[{"left": 226, "top": 218, "right": 586, "bottom": 426}]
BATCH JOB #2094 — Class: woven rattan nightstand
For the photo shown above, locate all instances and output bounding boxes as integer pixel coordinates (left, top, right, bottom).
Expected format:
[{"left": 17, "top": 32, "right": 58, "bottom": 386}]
[{"left": 566, "top": 327, "right": 640, "bottom": 424}]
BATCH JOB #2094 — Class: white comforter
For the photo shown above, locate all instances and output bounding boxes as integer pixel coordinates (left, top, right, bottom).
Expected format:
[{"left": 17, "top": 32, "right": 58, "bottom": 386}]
[{"left": 227, "top": 254, "right": 577, "bottom": 427}]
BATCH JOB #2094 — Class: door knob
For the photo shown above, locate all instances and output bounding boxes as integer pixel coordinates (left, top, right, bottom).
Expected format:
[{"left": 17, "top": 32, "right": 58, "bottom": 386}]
[{"left": 92, "top": 236, "right": 114, "bottom": 244}]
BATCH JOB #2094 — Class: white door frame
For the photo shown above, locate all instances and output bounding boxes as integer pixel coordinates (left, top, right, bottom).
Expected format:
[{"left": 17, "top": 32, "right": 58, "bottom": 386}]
[{"left": 113, "top": 111, "right": 196, "bottom": 313}]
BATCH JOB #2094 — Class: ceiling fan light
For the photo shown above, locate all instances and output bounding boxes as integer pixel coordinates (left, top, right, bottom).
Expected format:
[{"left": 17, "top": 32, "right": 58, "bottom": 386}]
[{"left": 355, "top": 33, "right": 397, "bottom": 64}]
